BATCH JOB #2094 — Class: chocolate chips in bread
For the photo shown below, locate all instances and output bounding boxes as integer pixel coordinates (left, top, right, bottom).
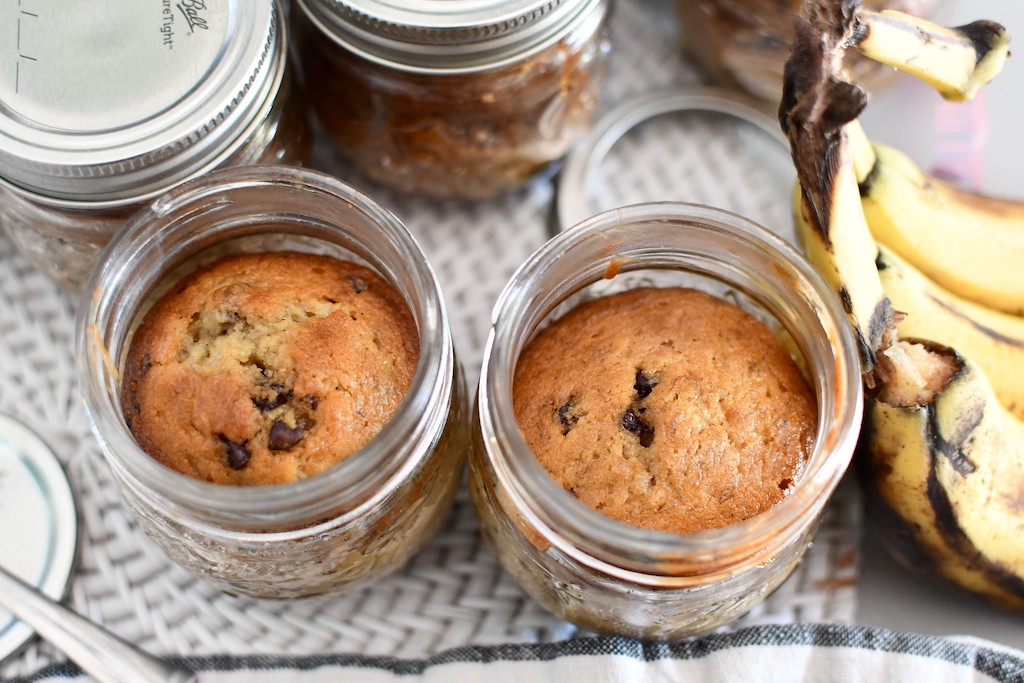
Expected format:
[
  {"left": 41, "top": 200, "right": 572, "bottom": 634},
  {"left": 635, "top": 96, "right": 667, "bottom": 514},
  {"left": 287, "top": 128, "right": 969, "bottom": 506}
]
[
  {"left": 121, "top": 251, "right": 419, "bottom": 486},
  {"left": 513, "top": 287, "right": 816, "bottom": 533}
]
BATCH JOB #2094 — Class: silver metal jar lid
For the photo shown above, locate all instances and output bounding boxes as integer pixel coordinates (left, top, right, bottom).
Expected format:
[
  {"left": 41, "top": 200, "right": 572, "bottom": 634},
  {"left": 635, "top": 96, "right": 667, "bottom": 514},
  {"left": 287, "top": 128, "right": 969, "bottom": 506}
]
[
  {"left": 0, "top": 413, "right": 78, "bottom": 666},
  {"left": 297, "top": 0, "right": 606, "bottom": 71},
  {"left": 0, "top": 0, "right": 280, "bottom": 204},
  {"left": 555, "top": 87, "right": 796, "bottom": 242}
]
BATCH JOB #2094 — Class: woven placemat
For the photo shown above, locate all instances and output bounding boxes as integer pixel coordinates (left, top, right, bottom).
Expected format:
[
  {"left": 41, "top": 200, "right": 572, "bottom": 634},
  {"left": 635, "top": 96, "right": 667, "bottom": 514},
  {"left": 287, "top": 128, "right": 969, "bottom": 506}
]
[{"left": 0, "top": 0, "right": 860, "bottom": 677}]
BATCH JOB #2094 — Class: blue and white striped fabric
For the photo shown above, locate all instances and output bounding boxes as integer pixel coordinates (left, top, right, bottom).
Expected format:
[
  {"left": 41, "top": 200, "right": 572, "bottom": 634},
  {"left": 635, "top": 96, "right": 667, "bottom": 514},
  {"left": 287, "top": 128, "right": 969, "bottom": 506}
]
[{"left": 16, "top": 624, "right": 1024, "bottom": 682}]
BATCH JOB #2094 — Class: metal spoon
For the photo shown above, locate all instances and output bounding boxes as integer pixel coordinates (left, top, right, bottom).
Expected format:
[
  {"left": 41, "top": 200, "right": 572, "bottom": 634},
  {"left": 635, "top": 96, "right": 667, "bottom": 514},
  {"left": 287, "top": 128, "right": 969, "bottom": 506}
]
[{"left": 0, "top": 565, "right": 196, "bottom": 683}]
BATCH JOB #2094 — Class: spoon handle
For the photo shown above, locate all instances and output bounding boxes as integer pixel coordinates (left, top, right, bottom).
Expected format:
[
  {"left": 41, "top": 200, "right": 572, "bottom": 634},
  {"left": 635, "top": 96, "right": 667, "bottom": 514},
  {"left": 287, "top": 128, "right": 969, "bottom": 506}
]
[{"left": 0, "top": 565, "right": 196, "bottom": 683}]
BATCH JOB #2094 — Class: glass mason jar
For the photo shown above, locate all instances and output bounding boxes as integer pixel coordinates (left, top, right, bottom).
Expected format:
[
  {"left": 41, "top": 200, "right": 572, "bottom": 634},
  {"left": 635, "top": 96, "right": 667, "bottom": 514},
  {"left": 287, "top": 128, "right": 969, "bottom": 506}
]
[
  {"left": 470, "top": 203, "right": 862, "bottom": 639},
  {"left": 0, "top": 0, "right": 311, "bottom": 290},
  {"left": 673, "top": 0, "right": 949, "bottom": 102},
  {"left": 293, "top": 0, "right": 613, "bottom": 199},
  {"left": 77, "top": 166, "right": 466, "bottom": 598}
]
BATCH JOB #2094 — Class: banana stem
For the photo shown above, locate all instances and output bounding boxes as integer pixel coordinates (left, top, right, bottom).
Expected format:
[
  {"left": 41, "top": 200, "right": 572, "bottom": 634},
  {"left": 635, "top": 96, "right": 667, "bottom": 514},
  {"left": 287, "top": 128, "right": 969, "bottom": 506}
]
[{"left": 853, "top": 9, "right": 1010, "bottom": 101}]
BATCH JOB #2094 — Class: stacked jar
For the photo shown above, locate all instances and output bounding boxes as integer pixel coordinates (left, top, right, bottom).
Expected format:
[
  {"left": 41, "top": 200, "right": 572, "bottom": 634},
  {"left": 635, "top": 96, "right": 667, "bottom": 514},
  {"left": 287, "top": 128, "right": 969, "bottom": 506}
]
[
  {"left": 0, "top": 0, "right": 310, "bottom": 289},
  {"left": 293, "top": 0, "right": 613, "bottom": 199}
]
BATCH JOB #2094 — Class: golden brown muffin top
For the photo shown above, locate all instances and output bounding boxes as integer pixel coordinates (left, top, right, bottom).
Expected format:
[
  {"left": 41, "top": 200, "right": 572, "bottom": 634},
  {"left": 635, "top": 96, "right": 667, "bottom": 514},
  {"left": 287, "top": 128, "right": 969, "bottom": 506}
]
[
  {"left": 513, "top": 287, "right": 816, "bottom": 533},
  {"left": 120, "top": 251, "right": 419, "bottom": 486}
]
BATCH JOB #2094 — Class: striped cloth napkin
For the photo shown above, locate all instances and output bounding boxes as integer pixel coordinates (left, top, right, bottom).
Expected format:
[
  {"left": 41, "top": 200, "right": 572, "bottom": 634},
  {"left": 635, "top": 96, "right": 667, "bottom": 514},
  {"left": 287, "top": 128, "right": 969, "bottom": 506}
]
[{"left": 17, "top": 623, "right": 1024, "bottom": 682}]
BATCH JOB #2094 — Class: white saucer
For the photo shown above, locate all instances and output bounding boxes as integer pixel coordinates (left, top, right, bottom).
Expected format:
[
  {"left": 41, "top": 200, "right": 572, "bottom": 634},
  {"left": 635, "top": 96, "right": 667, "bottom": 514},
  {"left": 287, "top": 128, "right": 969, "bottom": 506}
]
[{"left": 0, "top": 412, "right": 78, "bottom": 666}]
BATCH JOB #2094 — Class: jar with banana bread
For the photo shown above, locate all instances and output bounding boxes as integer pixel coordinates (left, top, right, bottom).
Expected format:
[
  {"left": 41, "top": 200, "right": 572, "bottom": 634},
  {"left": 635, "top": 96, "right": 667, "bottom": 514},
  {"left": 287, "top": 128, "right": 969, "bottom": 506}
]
[
  {"left": 673, "top": 0, "right": 949, "bottom": 101},
  {"left": 292, "top": 0, "right": 612, "bottom": 199},
  {"left": 0, "top": 0, "right": 310, "bottom": 290},
  {"left": 77, "top": 166, "right": 466, "bottom": 598},
  {"left": 470, "top": 203, "right": 862, "bottom": 638}
]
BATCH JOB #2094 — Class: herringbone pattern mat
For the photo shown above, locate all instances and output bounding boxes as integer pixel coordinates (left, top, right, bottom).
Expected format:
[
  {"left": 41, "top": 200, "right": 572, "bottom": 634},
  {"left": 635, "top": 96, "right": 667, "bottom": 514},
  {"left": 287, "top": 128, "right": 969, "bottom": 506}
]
[{"left": 0, "top": 0, "right": 859, "bottom": 677}]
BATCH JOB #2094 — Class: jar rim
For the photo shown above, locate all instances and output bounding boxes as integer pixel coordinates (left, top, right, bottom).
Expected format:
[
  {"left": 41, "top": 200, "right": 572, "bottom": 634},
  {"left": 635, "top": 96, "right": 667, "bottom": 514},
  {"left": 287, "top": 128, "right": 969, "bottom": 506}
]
[
  {"left": 478, "top": 201, "right": 863, "bottom": 580},
  {"left": 295, "top": 0, "right": 607, "bottom": 73},
  {"left": 75, "top": 165, "right": 455, "bottom": 534}
]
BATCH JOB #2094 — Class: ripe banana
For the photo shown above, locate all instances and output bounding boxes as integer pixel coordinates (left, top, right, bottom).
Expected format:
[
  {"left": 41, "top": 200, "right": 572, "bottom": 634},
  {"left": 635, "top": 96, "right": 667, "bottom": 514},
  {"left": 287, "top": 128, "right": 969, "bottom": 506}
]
[
  {"left": 876, "top": 244, "right": 1024, "bottom": 420},
  {"left": 781, "top": 0, "right": 1024, "bottom": 609},
  {"left": 845, "top": 7, "right": 1022, "bottom": 316},
  {"left": 861, "top": 339, "right": 1024, "bottom": 610},
  {"left": 860, "top": 142, "right": 1024, "bottom": 316},
  {"left": 853, "top": 10, "right": 1011, "bottom": 101},
  {"left": 781, "top": 1, "right": 894, "bottom": 377}
]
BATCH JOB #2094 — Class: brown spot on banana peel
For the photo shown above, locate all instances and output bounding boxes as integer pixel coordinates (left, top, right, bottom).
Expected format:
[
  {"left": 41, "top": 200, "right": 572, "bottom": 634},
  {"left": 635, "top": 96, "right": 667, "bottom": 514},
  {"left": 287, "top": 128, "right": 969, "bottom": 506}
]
[
  {"left": 957, "top": 20, "right": 1013, "bottom": 66},
  {"left": 867, "top": 300, "right": 897, "bottom": 375},
  {"left": 874, "top": 249, "right": 889, "bottom": 271},
  {"left": 838, "top": 286, "right": 854, "bottom": 315},
  {"left": 1009, "top": 483, "right": 1024, "bottom": 518},
  {"left": 927, "top": 394, "right": 979, "bottom": 477},
  {"left": 857, "top": 155, "right": 881, "bottom": 197},
  {"left": 836, "top": 284, "right": 895, "bottom": 375},
  {"left": 927, "top": 294, "right": 1024, "bottom": 349}
]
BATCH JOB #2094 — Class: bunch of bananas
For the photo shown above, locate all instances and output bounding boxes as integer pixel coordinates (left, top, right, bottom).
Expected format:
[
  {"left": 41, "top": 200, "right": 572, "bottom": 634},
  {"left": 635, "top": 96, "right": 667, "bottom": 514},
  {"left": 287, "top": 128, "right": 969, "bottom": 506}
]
[{"left": 779, "top": 0, "right": 1023, "bottom": 608}]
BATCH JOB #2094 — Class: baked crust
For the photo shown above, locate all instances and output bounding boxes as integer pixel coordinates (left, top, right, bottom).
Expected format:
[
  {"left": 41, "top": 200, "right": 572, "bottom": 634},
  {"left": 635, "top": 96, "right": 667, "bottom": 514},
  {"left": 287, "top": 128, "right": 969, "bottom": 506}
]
[
  {"left": 513, "top": 287, "right": 816, "bottom": 532},
  {"left": 121, "top": 251, "right": 419, "bottom": 485}
]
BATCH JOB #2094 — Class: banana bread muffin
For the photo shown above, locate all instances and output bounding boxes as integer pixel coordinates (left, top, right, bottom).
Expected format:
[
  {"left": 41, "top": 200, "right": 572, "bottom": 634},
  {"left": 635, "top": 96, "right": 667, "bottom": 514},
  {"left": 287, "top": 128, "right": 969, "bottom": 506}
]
[
  {"left": 513, "top": 287, "right": 816, "bottom": 533},
  {"left": 120, "top": 251, "right": 419, "bottom": 486}
]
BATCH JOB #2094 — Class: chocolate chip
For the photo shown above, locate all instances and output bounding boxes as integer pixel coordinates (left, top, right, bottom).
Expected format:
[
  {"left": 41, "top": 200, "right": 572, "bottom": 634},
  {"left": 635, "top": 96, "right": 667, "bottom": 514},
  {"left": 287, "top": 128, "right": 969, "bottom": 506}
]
[
  {"left": 556, "top": 400, "right": 579, "bottom": 436},
  {"left": 634, "top": 369, "right": 658, "bottom": 400},
  {"left": 268, "top": 420, "right": 304, "bottom": 450},
  {"left": 621, "top": 408, "right": 641, "bottom": 432},
  {"left": 252, "top": 383, "right": 293, "bottom": 412},
  {"left": 220, "top": 437, "right": 251, "bottom": 470},
  {"left": 621, "top": 408, "right": 654, "bottom": 447},
  {"left": 348, "top": 275, "right": 370, "bottom": 293},
  {"left": 302, "top": 394, "right": 318, "bottom": 411}
]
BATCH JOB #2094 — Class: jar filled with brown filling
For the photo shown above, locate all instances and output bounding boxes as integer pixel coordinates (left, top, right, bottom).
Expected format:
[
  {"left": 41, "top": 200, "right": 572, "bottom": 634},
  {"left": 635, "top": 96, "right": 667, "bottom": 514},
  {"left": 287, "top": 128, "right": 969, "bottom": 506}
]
[
  {"left": 0, "top": 0, "right": 310, "bottom": 290},
  {"left": 673, "top": 0, "right": 948, "bottom": 101},
  {"left": 470, "top": 203, "right": 862, "bottom": 639},
  {"left": 293, "top": 0, "right": 612, "bottom": 199},
  {"left": 77, "top": 166, "right": 467, "bottom": 598}
]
